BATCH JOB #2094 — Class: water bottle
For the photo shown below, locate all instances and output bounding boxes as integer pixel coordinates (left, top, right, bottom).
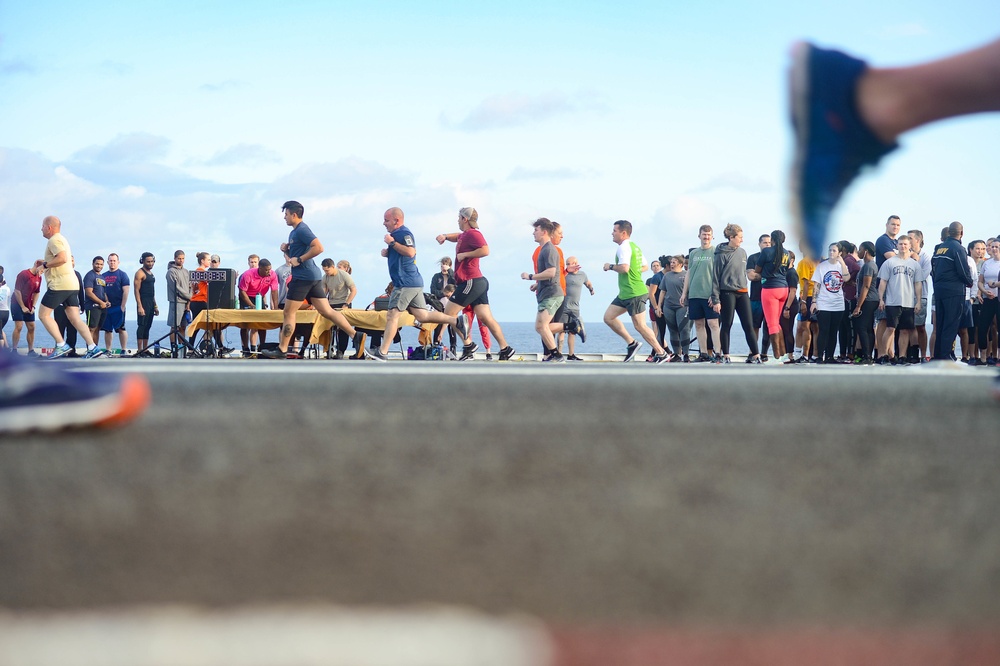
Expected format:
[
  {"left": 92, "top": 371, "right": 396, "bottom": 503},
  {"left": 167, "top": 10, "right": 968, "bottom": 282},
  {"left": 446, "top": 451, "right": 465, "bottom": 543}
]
[
  {"left": 154, "top": 342, "right": 161, "bottom": 358},
  {"left": 255, "top": 294, "right": 262, "bottom": 310},
  {"left": 407, "top": 346, "right": 413, "bottom": 359}
]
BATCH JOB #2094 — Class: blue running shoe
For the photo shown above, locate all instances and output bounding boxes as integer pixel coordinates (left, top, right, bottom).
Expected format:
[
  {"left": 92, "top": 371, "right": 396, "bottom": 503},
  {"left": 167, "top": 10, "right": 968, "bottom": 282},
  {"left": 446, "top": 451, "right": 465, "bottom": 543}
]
[
  {"left": 0, "top": 351, "right": 151, "bottom": 434},
  {"left": 45, "top": 343, "right": 72, "bottom": 359},
  {"left": 789, "top": 42, "right": 897, "bottom": 260},
  {"left": 82, "top": 346, "right": 107, "bottom": 359}
]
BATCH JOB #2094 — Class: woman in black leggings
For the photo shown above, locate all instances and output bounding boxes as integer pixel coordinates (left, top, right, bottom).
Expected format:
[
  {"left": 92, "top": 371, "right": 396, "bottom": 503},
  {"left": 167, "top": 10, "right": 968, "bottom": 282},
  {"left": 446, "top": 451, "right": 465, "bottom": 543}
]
[
  {"left": 851, "top": 242, "right": 880, "bottom": 365},
  {"left": 714, "top": 224, "right": 761, "bottom": 363}
]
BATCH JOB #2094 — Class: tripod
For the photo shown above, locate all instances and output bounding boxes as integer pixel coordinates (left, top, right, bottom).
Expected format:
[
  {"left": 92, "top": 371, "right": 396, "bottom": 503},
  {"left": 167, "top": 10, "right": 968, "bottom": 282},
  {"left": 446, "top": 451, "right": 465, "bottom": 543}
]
[{"left": 137, "top": 322, "right": 206, "bottom": 358}]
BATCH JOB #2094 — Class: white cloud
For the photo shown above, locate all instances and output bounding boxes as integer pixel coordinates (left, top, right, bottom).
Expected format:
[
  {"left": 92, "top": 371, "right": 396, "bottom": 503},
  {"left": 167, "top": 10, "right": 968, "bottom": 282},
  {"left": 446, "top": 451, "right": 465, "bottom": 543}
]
[
  {"left": 197, "top": 143, "right": 282, "bottom": 168},
  {"left": 440, "top": 91, "right": 607, "bottom": 132},
  {"left": 689, "top": 171, "right": 773, "bottom": 194},
  {"left": 73, "top": 132, "right": 171, "bottom": 165}
]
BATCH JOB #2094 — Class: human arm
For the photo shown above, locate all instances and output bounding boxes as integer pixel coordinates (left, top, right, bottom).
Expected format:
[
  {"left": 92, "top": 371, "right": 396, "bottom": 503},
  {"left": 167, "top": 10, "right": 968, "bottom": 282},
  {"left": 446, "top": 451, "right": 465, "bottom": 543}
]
[
  {"left": 384, "top": 233, "right": 416, "bottom": 258},
  {"left": 522, "top": 267, "right": 557, "bottom": 281},
  {"left": 134, "top": 270, "right": 146, "bottom": 315},
  {"left": 915, "top": 281, "right": 923, "bottom": 313},
  {"left": 877, "top": 280, "right": 887, "bottom": 310},
  {"left": 679, "top": 270, "right": 690, "bottom": 307},
  {"left": 456, "top": 244, "right": 489, "bottom": 262},
  {"left": 853, "top": 274, "right": 873, "bottom": 315},
  {"left": 120, "top": 285, "right": 130, "bottom": 311},
  {"left": 436, "top": 232, "right": 459, "bottom": 244}
]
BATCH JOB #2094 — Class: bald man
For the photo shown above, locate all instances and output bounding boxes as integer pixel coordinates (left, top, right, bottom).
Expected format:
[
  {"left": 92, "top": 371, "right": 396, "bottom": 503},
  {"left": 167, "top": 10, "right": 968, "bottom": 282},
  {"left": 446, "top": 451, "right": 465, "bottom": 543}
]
[{"left": 34, "top": 216, "right": 106, "bottom": 359}]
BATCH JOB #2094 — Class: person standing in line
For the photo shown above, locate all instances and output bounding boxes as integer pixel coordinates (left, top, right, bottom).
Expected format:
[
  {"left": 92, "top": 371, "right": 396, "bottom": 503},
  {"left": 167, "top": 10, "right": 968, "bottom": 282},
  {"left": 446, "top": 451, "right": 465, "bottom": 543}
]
[
  {"left": 793, "top": 245, "right": 818, "bottom": 363},
  {"left": 714, "top": 223, "right": 761, "bottom": 364},
  {"left": 836, "top": 240, "right": 860, "bottom": 361},
  {"left": 657, "top": 255, "right": 691, "bottom": 362},
  {"left": 262, "top": 201, "right": 369, "bottom": 360},
  {"left": 434, "top": 207, "right": 516, "bottom": 361},
  {"left": 962, "top": 239, "right": 986, "bottom": 362},
  {"left": 809, "top": 242, "right": 851, "bottom": 364},
  {"left": 746, "top": 234, "right": 773, "bottom": 361},
  {"left": 975, "top": 239, "right": 1000, "bottom": 365},
  {"left": 83, "top": 256, "right": 110, "bottom": 345},
  {"left": 907, "top": 229, "right": 933, "bottom": 361},
  {"left": 753, "top": 230, "right": 794, "bottom": 364},
  {"left": 32, "top": 216, "right": 105, "bottom": 359},
  {"left": 133, "top": 252, "right": 159, "bottom": 355},
  {"left": 680, "top": 225, "right": 722, "bottom": 363},
  {"left": 876, "top": 234, "right": 924, "bottom": 364},
  {"left": 644, "top": 259, "right": 664, "bottom": 359},
  {"left": 931, "top": 222, "right": 974, "bottom": 360},
  {"left": 602, "top": 220, "right": 668, "bottom": 364},
  {"left": 100, "top": 253, "right": 130, "bottom": 352},
  {"left": 429, "top": 256, "right": 456, "bottom": 350},
  {"left": 165, "top": 251, "right": 192, "bottom": 355},
  {"left": 369, "top": 206, "right": 467, "bottom": 362},
  {"left": 850, "top": 242, "right": 880, "bottom": 365}
]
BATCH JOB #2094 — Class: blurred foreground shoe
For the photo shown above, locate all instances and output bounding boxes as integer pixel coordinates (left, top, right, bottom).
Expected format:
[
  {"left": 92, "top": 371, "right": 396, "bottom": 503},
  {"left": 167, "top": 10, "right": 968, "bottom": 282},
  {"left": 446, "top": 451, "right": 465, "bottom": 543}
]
[
  {"left": 0, "top": 351, "right": 150, "bottom": 434},
  {"left": 789, "top": 42, "right": 897, "bottom": 260}
]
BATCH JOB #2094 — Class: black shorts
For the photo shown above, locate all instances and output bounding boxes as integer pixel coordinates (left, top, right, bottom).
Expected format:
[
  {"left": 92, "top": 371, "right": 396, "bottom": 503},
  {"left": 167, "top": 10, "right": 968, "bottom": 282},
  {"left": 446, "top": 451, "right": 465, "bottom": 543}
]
[
  {"left": 86, "top": 307, "right": 107, "bottom": 329},
  {"left": 884, "top": 305, "right": 915, "bottom": 330},
  {"left": 0, "top": 311, "right": 8, "bottom": 330},
  {"left": 450, "top": 277, "right": 490, "bottom": 308},
  {"left": 285, "top": 279, "right": 326, "bottom": 303},
  {"left": 40, "top": 289, "right": 81, "bottom": 309}
]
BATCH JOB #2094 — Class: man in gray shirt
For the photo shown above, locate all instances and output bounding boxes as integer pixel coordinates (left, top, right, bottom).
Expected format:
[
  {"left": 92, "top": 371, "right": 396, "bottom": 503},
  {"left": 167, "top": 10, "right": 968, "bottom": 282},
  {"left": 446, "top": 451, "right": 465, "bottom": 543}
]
[{"left": 561, "top": 256, "right": 594, "bottom": 360}]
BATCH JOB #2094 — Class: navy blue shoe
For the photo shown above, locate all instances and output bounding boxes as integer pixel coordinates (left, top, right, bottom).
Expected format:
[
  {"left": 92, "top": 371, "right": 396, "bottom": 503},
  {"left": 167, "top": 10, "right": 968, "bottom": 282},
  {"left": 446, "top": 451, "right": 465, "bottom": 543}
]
[
  {"left": 0, "top": 351, "right": 150, "bottom": 434},
  {"left": 789, "top": 42, "right": 897, "bottom": 260}
]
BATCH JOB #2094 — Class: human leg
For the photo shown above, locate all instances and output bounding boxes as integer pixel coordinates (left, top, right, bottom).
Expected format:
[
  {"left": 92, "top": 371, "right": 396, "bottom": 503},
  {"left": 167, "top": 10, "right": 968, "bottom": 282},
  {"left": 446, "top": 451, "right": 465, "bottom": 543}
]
[
  {"left": 734, "top": 291, "right": 759, "bottom": 356},
  {"left": 718, "top": 291, "right": 736, "bottom": 356},
  {"left": 603, "top": 303, "right": 633, "bottom": 343}
]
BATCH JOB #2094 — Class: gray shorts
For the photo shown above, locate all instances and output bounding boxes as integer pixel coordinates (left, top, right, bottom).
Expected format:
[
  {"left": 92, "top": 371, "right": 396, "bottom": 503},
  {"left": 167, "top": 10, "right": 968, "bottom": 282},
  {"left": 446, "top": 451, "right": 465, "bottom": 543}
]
[
  {"left": 537, "top": 295, "right": 563, "bottom": 316},
  {"left": 167, "top": 302, "right": 187, "bottom": 329},
  {"left": 389, "top": 287, "right": 426, "bottom": 311},
  {"left": 914, "top": 296, "right": 928, "bottom": 326},
  {"left": 611, "top": 294, "right": 649, "bottom": 317}
]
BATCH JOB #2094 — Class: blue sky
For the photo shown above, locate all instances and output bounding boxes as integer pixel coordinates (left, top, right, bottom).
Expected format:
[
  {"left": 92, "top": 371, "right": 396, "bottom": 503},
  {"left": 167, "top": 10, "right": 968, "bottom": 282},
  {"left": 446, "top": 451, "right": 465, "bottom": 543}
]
[{"left": 1, "top": 1, "right": 997, "bottom": 320}]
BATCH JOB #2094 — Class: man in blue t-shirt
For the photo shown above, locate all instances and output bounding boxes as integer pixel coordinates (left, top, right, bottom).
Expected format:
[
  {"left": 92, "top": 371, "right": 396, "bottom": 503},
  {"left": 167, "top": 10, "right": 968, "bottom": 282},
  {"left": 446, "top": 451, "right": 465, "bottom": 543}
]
[
  {"left": 261, "top": 200, "right": 370, "bottom": 359},
  {"left": 369, "top": 207, "right": 467, "bottom": 362},
  {"left": 100, "top": 252, "right": 130, "bottom": 351}
]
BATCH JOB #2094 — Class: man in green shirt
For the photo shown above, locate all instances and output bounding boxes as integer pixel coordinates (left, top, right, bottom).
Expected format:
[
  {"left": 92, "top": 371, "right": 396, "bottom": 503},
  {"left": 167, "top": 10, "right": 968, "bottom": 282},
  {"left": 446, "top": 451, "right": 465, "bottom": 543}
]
[{"left": 602, "top": 220, "right": 669, "bottom": 363}]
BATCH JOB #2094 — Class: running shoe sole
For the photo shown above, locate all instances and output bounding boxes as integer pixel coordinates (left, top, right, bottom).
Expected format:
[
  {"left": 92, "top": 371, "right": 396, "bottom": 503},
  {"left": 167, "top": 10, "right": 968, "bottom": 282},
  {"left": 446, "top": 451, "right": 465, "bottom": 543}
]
[{"left": 0, "top": 374, "right": 151, "bottom": 434}]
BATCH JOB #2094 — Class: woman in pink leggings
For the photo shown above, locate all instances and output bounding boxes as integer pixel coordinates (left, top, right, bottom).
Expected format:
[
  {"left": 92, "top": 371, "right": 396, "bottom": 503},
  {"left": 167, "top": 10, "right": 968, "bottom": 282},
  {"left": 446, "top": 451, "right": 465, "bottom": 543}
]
[{"left": 753, "top": 230, "right": 794, "bottom": 362}]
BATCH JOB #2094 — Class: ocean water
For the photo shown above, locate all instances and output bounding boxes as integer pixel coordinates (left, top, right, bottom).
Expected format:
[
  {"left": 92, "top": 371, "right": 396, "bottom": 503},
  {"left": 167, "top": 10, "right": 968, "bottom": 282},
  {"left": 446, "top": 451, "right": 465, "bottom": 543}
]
[{"left": 7, "top": 317, "right": 750, "bottom": 356}]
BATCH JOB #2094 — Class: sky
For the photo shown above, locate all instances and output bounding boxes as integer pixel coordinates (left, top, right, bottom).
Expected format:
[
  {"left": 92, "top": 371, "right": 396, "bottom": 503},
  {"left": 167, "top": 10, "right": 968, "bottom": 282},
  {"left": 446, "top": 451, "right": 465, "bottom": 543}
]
[{"left": 1, "top": 0, "right": 998, "bottom": 321}]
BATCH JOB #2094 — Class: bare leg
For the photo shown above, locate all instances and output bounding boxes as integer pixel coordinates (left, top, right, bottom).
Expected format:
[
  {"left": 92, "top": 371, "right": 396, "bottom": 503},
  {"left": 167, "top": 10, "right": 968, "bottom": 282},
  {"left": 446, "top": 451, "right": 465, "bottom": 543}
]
[
  {"left": 472, "top": 303, "right": 509, "bottom": 349},
  {"left": 379, "top": 308, "right": 403, "bottom": 356},
  {"left": 859, "top": 38, "right": 1000, "bottom": 143},
  {"left": 603, "top": 304, "right": 633, "bottom": 343},
  {"left": 706, "top": 319, "right": 722, "bottom": 354},
  {"left": 311, "top": 298, "right": 358, "bottom": 339},
  {"left": 535, "top": 310, "right": 557, "bottom": 350},
  {"left": 12, "top": 321, "right": 21, "bottom": 349},
  {"left": 25, "top": 322, "right": 35, "bottom": 351},
  {"left": 276, "top": 299, "right": 303, "bottom": 352},
  {"left": 37, "top": 306, "right": 64, "bottom": 347},
  {"left": 630, "top": 313, "right": 665, "bottom": 355}
]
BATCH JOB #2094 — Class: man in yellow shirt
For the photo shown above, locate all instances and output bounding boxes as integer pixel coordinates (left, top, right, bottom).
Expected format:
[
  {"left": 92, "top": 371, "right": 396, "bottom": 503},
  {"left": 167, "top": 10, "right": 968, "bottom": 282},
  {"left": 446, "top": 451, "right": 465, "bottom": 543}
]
[{"left": 34, "top": 216, "right": 106, "bottom": 359}]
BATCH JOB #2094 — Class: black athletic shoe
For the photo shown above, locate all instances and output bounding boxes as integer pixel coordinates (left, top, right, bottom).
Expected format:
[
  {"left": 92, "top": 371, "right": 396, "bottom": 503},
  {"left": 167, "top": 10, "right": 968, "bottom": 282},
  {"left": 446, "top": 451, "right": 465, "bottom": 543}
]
[
  {"left": 261, "top": 348, "right": 288, "bottom": 359},
  {"left": 653, "top": 353, "right": 670, "bottom": 364},
  {"left": 566, "top": 354, "right": 584, "bottom": 361},
  {"left": 624, "top": 340, "right": 642, "bottom": 363},
  {"left": 693, "top": 353, "right": 712, "bottom": 363},
  {"left": 760, "top": 354, "right": 769, "bottom": 363},
  {"left": 542, "top": 351, "right": 566, "bottom": 363},
  {"left": 459, "top": 342, "right": 478, "bottom": 361},
  {"left": 499, "top": 346, "right": 516, "bottom": 361},
  {"left": 574, "top": 316, "right": 587, "bottom": 344}
]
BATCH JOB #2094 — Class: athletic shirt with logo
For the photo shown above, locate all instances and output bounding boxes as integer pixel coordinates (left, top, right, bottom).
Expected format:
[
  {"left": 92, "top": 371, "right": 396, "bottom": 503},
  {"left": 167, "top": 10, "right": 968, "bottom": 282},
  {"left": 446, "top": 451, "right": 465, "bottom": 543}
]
[{"left": 615, "top": 240, "right": 647, "bottom": 300}]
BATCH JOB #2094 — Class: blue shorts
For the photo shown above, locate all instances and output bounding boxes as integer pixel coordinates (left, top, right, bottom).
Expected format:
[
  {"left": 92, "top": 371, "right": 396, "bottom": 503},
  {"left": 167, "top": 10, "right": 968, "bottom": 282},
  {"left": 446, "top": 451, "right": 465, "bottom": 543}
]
[
  {"left": 102, "top": 305, "right": 126, "bottom": 332},
  {"left": 687, "top": 298, "right": 719, "bottom": 320}
]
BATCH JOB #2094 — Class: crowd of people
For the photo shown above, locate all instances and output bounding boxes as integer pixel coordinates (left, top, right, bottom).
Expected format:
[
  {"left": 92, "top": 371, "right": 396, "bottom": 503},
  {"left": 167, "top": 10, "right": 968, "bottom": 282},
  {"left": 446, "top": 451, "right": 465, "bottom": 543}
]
[{"left": 1, "top": 209, "right": 997, "bottom": 367}]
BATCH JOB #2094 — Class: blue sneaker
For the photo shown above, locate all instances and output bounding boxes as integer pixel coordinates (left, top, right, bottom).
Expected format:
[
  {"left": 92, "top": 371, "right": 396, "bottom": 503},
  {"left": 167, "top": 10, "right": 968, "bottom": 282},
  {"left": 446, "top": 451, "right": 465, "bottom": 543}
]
[
  {"left": 789, "top": 42, "right": 897, "bottom": 260},
  {"left": 0, "top": 351, "right": 151, "bottom": 434},
  {"left": 46, "top": 343, "right": 72, "bottom": 360},
  {"left": 82, "top": 346, "right": 107, "bottom": 359}
]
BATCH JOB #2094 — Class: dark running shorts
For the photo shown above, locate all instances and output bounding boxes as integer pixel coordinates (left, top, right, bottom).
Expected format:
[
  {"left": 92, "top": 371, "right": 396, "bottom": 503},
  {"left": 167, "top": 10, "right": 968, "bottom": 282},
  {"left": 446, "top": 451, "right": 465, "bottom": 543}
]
[
  {"left": 286, "top": 279, "right": 326, "bottom": 303},
  {"left": 449, "top": 277, "right": 489, "bottom": 308},
  {"left": 884, "top": 305, "right": 915, "bottom": 330},
  {"left": 40, "top": 289, "right": 81, "bottom": 309}
]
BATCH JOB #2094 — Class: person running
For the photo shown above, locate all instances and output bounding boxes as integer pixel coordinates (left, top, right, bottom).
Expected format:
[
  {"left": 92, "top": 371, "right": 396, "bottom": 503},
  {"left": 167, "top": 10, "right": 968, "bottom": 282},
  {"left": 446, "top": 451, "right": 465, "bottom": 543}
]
[
  {"left": 0, "top": 269, "right": 9, "bottom": 349},
  {"left": 434, "top": 207, "right": 516, "bottom": 361},
  {"left": 521, "top": 218, "right": 565, "bottom": 362},
  {"left": 715, "top": 223, "right": 760, "bottom": 364},
  {"left": 133, "top": 252, "right": 159, "bottom": 354},
  {"left": 753, "top": 230, "right": 794, "bottom": 364},
  {"left": 561, "top": 256, "right": 594, "bottom": 361},
  {"left": 32, "top": 216, "right": 105, "bottom": 359},
  {"left": 369, "top": 206, "right": 467, "bottom": 362},
  {"left": 602, "top": 220, "right": 668, "bottom": 363},
  {"left": 680, "top": 225, "right": 722, "bottom": 363},
  {"left": 261, "top": 201, "right": 369, "bottom": 360}
]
